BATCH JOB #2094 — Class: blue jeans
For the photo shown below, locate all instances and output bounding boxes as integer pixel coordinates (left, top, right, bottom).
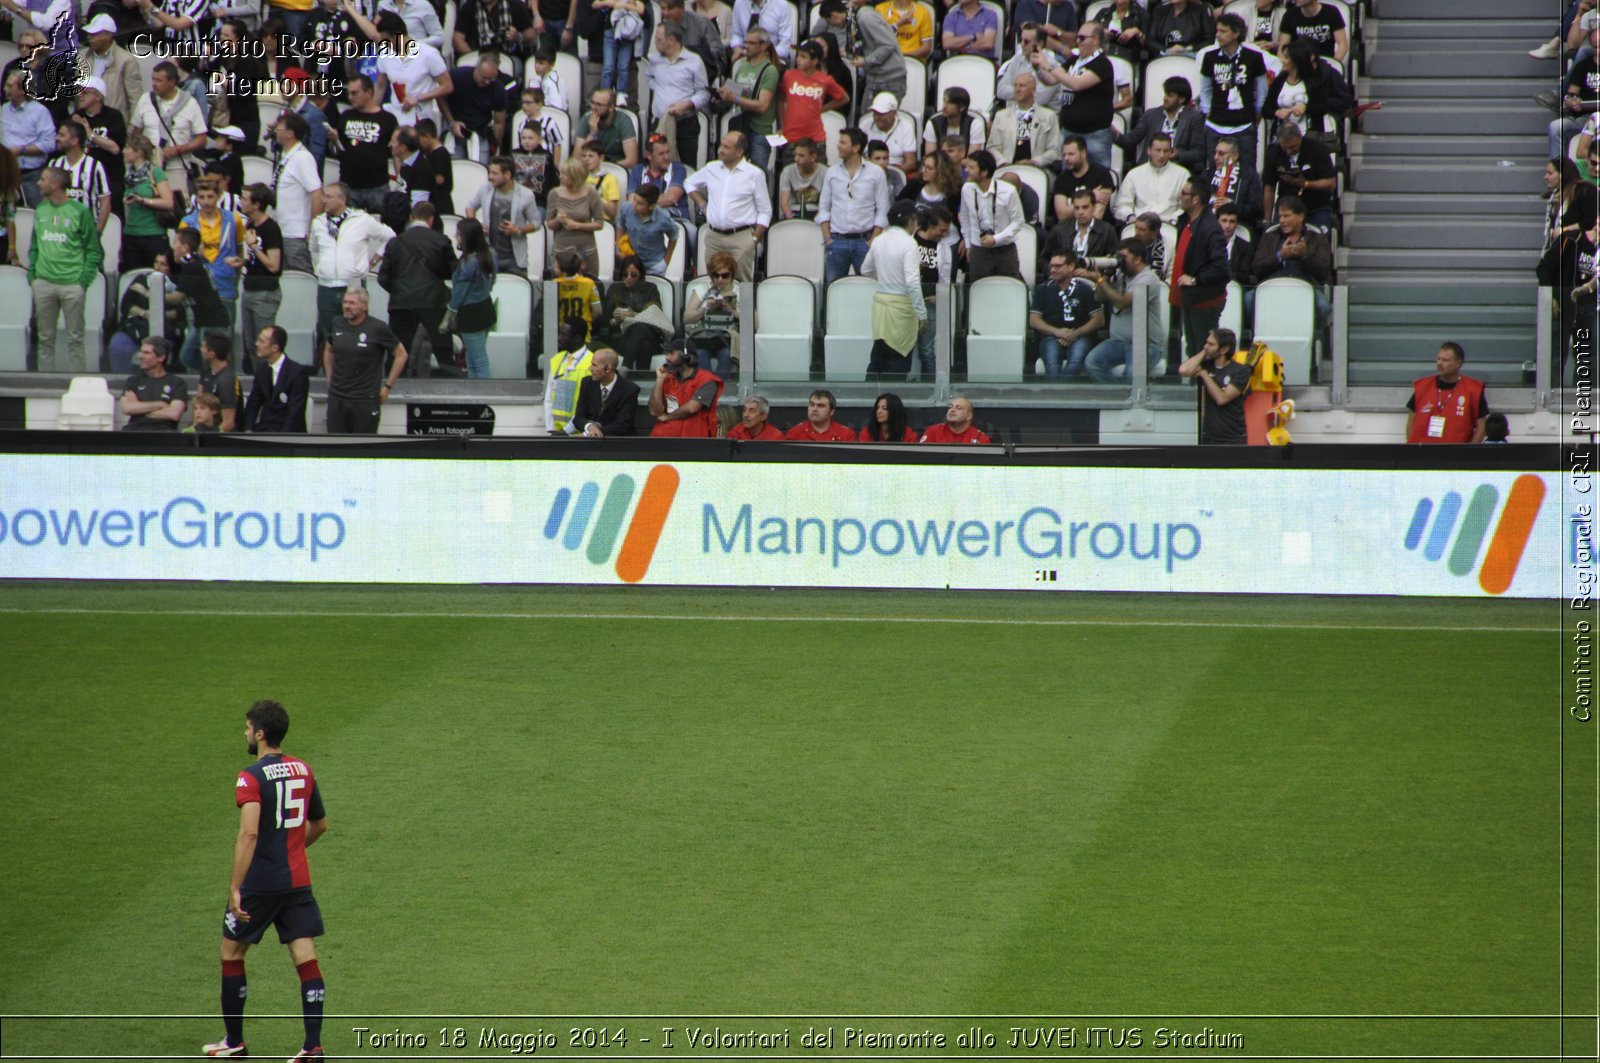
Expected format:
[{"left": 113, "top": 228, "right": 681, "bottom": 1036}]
[
  {"left": 1038, "top": 333, "right": 1095, "bottom": 378},
  {"left": 1064, "top": 127, "right": 1113, "bottom": 170},
  {"left": 692, "top": 334, "right": 732, "bottom": 377},
  {"left": 747, "top": 133, "right": 772, "bottom": 172},
  {"left": 462, "top": 330, "right": 490, "bottom": 377},
  {"left": 275, "top": 8, "right": 313, "bottom": 55},
  {"left": 1086, "top": 337, "right": 1164, "bottom": 382},
  {"left": 824, "top": 235, "right": 870, "bottom": 287},
  {"left": 1551, "top": 113, "right": 1587, "bottom": 159},
  {"left": 916, "top": 303, "right": 936, "bottom": 376},
  {"left": 602, "top": 32, "right": 636, "bottom": 95}
]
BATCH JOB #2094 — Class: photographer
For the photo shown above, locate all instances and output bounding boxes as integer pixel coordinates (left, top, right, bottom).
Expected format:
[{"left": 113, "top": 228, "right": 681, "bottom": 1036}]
[
  {"left": 1084, "top": 238, "right": 1165, "bottom": 383},
  {"left": 648, "top": 340, "right": 723, "bottom": 437}
]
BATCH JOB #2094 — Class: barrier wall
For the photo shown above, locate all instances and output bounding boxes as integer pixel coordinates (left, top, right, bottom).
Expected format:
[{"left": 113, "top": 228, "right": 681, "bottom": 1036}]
[{"left": 0, "top": 454, "right": 1564, "bottom": 597}]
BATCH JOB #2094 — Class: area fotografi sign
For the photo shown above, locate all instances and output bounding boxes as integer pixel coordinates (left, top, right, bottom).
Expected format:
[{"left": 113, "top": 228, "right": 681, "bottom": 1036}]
[{"left": 406, "top": 404, "right": 496, "bottom": 436}]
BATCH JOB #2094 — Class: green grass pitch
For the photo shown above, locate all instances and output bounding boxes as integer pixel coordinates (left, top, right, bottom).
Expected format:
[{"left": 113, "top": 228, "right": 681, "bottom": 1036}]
[{"left": 0, "top": 584, "right": 1581, "bottom": 1060}]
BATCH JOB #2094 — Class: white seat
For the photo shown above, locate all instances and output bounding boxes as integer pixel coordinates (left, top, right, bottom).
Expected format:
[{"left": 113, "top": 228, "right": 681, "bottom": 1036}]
[
  {"left": 1253, "top": 276, "right": 1315, "bottom": 384},
  {"left": 0, "top": 264, "right": 30, "bottom": 370},
  {"left": 486, "top": 273, "right": 534, "bottom": 378},
  {"left": 696, "top": 222, "right": 711, "bottom": 275},
  {"left": 901, "top": 56, "right": 927, "bottom": 122},
  {"left": 256, "top": 102, "right": 284, "bottom": 145},
  {"left": 754, "top": 276, "right": 815, "bottom": 381},
  {"left": 554, "top": 52, "right": 584, "bottom": 116},
  {"left": 14, "top": 206, "right": 32, "bottom": 261},
  {"left": 451, "top": 159, "right": 489, "bottom": 205},
  {"left": 764, "top": 219, "right": 825, "bottom": 283},
  {"left": 242, "top": 155, "right": 276, "bottom": 189},
  {"left": 663, "top": 219, "right": 686, "bottom": 281},
  {"left": 936, "top": 56, "right": 996, "bottom": 119},
  {"left": 647, "top": 275, "right": 678, "bottom": 322},
  {"left": 600, "top": 160, "right": 629, "bottom": 206},
  {"left": 822, "top": 276, "right": 876, "bottom": 380},
  {"left": 996, "top": 163, "right": 1048, "bottom": 226},
  {"left": 277, "top": 271, "right": 321, "bottom": 365},
  {"left": 821, "top": 110, "right": 847, "bottom": 166},
  {"left": 1084, "top": 0, "right": 1112, "bottom": 21},
  {"left": 1014, "top": 224, "right": 1038, "bottom": 287},
  {"left": 99, "top": 213, "right": 122, "bottom": 284},
  {"left": 1143, "top": 55, "right": 1201, "bottom": 111},
  {"left": 594, "top": 221, "right": 615, "bottom": 281},
  {"left": 442, "top": 0, "right": 458, "bottom": 55},
  {"left": 365, "top": 272, "right": 390, "bottom": 324},
  {"left": 323, "top": 157, "right": 342, "bottom": 185},
  {"left": 57, "top": 376, "right": 115, "bottom": 431},
  {"left": 439, "top": 213, "right": 463, "bottom": 247},
  {"left": 0, "top": 41, "right": 19, "bottom": 74},
  {"left": 965, "top": 275, "right": 1027, "bottom": 382},
  {"left": 526, "top": 225, "right": 546, "bottom": 279},
  {"left": 1160, "top": 223, "right": 1177, "bottom": 279},
  {"left": 1220, "top": 279, "right": 1243, "bottom": 336}
]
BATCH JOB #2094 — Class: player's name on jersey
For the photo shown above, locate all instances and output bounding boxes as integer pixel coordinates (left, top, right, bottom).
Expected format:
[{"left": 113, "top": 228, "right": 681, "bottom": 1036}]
[{"left": 262, "top": 760, "right": 310, "bottom": 780}]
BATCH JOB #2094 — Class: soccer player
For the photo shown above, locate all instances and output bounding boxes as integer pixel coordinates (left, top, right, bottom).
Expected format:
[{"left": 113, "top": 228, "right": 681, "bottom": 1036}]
[{"left": 204, "top": 700, "right": 330, "bottom": 1061}]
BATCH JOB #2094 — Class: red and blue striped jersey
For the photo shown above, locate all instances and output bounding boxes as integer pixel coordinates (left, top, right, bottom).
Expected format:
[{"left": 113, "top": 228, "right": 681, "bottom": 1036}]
[{"left": 235, "top": 754, "right": 326, "bottom": 893}]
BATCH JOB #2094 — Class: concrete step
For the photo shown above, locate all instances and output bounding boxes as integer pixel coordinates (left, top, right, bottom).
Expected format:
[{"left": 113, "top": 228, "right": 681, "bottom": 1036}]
[
  {"left": 1342, "top": 245, "right": 1544, "bottom": 270},
  {"left": 1351, "top": 134, "right": 1548, "bottom": 159},
  {"left": 1349, "top": 304, "right": 1539, "bottom": 327},
  {"left": 1344, "top": 217, "right": 1545, "bottom": 250},
  {"left": 1345, "top": 191, "right": 1548, "bottom": 216},
  {"left": 1351, "top": 161, "right": 1547, "bottom": 194},
  {"left": 1361, "top": 76, "right": 1554, "bottom": 99},
  {"left": 1379, "top": 34, "right": 1558, "bottom": 52},
  {"left": 1346, "top": 362, "right": 1531, "bottom": 385},
  {"left": 1346, "top": 280, "right": 1544, "bottom": 305},
  {"left": 1365, "top": 50, "right": 1554, "bottom": 77},
  {"left": 1360, "top": 101, "right": 1554, "bottom": 136},
  {"left": 1339, "top": 268, "right": 1540, "bottom": 285},
  {"left": 1376, "top": 0, "right": 1556, "bottom": 20},
  {"left": 1370, "top": 16, "right": 1557, "bottom": 37}
]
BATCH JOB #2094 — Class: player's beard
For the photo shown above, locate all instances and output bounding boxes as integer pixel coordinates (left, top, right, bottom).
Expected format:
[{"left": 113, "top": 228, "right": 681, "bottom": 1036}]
[{"left": 248, "top": 739, "right": 258, "bottom": 755}]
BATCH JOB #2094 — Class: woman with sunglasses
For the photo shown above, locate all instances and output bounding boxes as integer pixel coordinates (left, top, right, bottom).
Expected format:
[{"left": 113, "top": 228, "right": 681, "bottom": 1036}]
[
  {"left": 682, "top": 251, "right": 740, "bottom": 377},
  {"left": 602, "top": 253, "right": 667, "bottom": 369}
]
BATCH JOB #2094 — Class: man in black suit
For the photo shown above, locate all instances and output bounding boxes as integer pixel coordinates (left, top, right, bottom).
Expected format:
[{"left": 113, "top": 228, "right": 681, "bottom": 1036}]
[
  {"left": 566, "top": 349, "right": 640, "bottom": 437},
  {"left": 378, "top": 203, "right": 458, "bottom": 376},
  {"left": 1217, "top": 202, "right": 1256, "bottom": 333},
  {"left": 243, "top": 326, "right": 311, "bottom": 432},
  {"left": 1197, "top": 135, "right": 1264, "bottom": 231},
  {"left": 1170, "top": 176, "right": 1230, "bottom": 368}
]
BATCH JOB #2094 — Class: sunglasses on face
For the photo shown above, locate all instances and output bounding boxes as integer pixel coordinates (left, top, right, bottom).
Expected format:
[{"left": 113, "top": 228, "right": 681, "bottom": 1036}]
[{"left": 710, "top": 271, "right": 732, "bottom": 279}]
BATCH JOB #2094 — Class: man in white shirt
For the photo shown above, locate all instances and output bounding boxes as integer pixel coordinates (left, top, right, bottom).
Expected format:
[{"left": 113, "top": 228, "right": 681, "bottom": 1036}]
[
  {"left": 309, "top": 182, "right": 393, "bottom": 356},
  {"left": 372, "top": 11, "right": 455, "bottom": 127},
  {"left": 858, "top": 91, "right": 918, "bottom": 174},
  {"left": 730, "top": 0, "right": 795, "bottom": 62},
  {"left": 271, "top": 112, "right": 325, "bottom": 274},
  {"left": 860, "top": 200, "right": 926, "bottom": 378},
  {"left": 986, "top": 72, "right": 1062, "bottom": 167},
  {"left": 129, "top": 61, "right": 206, "bottom": 195},
  {"left": 958, "top": 149, "right": 1025, "bottom": 281},
  {"left": 817, "top": 126, "right": 890, "bottom": 287},
  {"left": 684, "top": 131, "right": 771, "bottom": 281},
  {"left": 1111, "top": 132, "right": 1189, "bottom": 226}
]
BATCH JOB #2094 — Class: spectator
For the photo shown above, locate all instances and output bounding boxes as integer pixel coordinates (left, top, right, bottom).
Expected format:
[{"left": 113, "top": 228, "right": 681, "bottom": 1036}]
[
  {"left": 1134, "top": 211, "right": 1169, "bottom": 279},
  {"left": 119, "top": 133, "right": 174, "bottom": 271},
  {"left": 924, "top": 87, "right": 987, "bottom": 157},
  {"left": 1043, "top": 187, "right": 1118, "bottom": 272},
  {"left": 919, "top": 396, "right": 991, "bottom": 443},
  {"left": 1277, "top": 0, "right": 1347, "bottom": 61},
  {"left": 718, "top": 27, "right": 779, "bottom": 170},
  {"left": 728, "top": 393, "right": 783, "bottom": 439},
  {"left": 333, "top": 76, "right": 399, "bottom": 214},
  {"left": 3, "top": 71, "right": 55, "bottom": 206},
  {"left": 371, "top": 10, "right": 453, "bottom": 129},
  {"left": 875, "top": 0, "right": 933, "bottom": 58},
  {"left": 1265, "top": 39, "right": 1332, "bottom": 142},
  {"left": 786, "top": 388, "right": 857, "bottom": 440},
  {"left": 861, "top": 92, "right": 919, "bottom": 173},
  {"left": 1085, "top": 238, "right": 1166, "bottom": 382},
  {"left": 592, "top": 0, "right": 646, "bottom": 100},
  {"left": 443, "top": 54, "right": 511, "bottom": 164},
  {"left": 1198, "top": 13, "right": 1270, "bottom": 165},
  {"left": 75, "top": 13, "right": 142, "bottom": 117},
  {"left": 731, "top": 0, "right": 796, "bottom": 62},
  {"left": 576, "top": 88, "right": 640, "bottom": 168},
  {"left": 0, "top": 145, "right": 16, "bottom": 265},
  {"left": 182, "top": 390, "right": 222, "bottom": 432},
  {"left": 1261, "top": 121, "right": 1338, "bottom": 229},
  {"left": 1177, "top": 327, "right": 1250, "bottom": 444},
  {"left": 1547, "top": 156, "right": 1599, "bottom": 250},
  {"left": 647, "top": 22, "right": 711, "bottom": 166},
  {"left": 859, "top": 392, "right": 917, "bottom": 441},
  {"left": 209, "top": 20, "right": 265, "bottom": 154},
  {"left": 391, "top": 126, "right": 437, "bottom": 210},
  {"left": 237, "top": 184, "right": 285, "bottom": 348},
  {"left": 1252, "top": 193, "right": 1331, "bottom": 326},
  {"left": 629, "top": 132, "right": 693, "bottom": 238},
  {"left": 416, "top": 119, "right": 456, "bottom": 215},
  {"left": 568, "top": 347, "right": 640, "bottom": 435},
  {"left": 1246, "top": 0, "right": 1285, "bottom": 49},
  {"left": 454, "top": 0, "right": 538, "bottom": 57},
  {"left": 849, "top": 0, "right": 907, "bottom": 103},
  {"left": 819, "top": 127, "right": 891, "bottom": 285},
  {"left": 1050, "top": 135, "right": 1116, "bottom": 223},
  {"left": 910, "top": 204, "right": 952, "bottom": 375},
  {"left": 778, "top": 41, "right": 849, "bottom": 154},
  {"left": 779, "top": 138, "right": 827, "bottom": 220},
  {"left": 1047, "top": 22, "right": 1116, "bottom": 169},
  {"left": 511, "top": 86, "right": 564, "bottom": 164},
  {"left": 280, "top": 72, "right": 332, "bottom": 171},
  {"left": 529, "top": 48, "right": 568, "bottom": 112},
  {"left": 1029, "top": 248, "right": 1104, "bottom": 378},
  {"left": 649, "top": 342, "right": 723, "bottom": 436},
  {"left": 180, "top": 177, "right": 249, "bottom": 327},
  {"left": 323, "top": 287, "right": 407, "bottom": 433},
  {"left": 1216, "top": 203, "right": 1255, "bottom": 319},
  {"left": 694, "top": 0, "right": 734, "bottom": 40},
  {"left": 1199, "top": 135, "right": 1264, "bottom": 231},
  {"left": 959, "top": 149, "right": 1025, "bottom": 280},
  {"left": 377, "top": 0, "right": 449, "bottom": 50},
  {"left": 554, "top": 250, "right": 603, "bottom": 340},
  {"left": 659, "top": 0, "right": 727, "bottom": 84},
  {"left": 1171, "top": 176, "right": 1230, "bottom": 367},
  {"left": 447, "top": 217, "right": 499, "bottom": 378},
  {"left": 601, "top": 253, "right": 667, "bottom": 360},
  {"left": 987, "top": 73, "right": 1062, "bottom": 167},
  {"left": 1148, "top": 0, "right": 1213, "bottom": 56},
  {"left": 310, "top": 182, "right": 393, "bottom": 355},
  {"left": 810, "top": 0, "right": 849, "bottom": 59},
  {"left": 868, "top": 141, "right": 909, "bottom": 198},
  {"left": 683, "top": 251, "right": 742, "bottom": 375},
  {"left": 272, "top": 112, "right": 324, "bottom": 273},
  {"left": 197, "top": 331, "right": 242, "bottom": 431},
  {"left": 266, "top": 0, "right": 315, "bottom": 51},
  {"left": 138, "top": 0, "right": 206, "bottom": 60},
  {"left": 379, "top": 201, "right": 457, "bottom": 375},
  {"left": 1112, "top": 132, "right": 1189, "bottom": 225},
  {"left": 999, "top": 169, "right": 1041, "bottom": 226},
  {"left": 463, "top": 154, "right": 544, "bottom": 276},
  {"left": 940, "top": 0, "right": 999, "bottom": 58},
  {"left": 1015, "top": 0, "right": 1077, "bottom": 48},
  {"left": 1408, "top": 340, "right": 1491, "bottom": 438},
  {"left": 50, "top": 121, "right": 111, "bottom": 232},
  {"left": 204, "top": 131, "right": 247, "bottom": 209},
  {"left": 29, "top": 166, "right": 102, "bottom": 371},
  {"left": 861, "top": 199, "right": 927, "bottom": 378},
  {"left": 619, "top": 184, "right": 678, "bottom": 275},
  {"left": 1100, "top": 0, "right": 1147, "bottom": 61},
  {"left": 1551, "top": 30, "right": 1600, "bottom": 161},
  {"left": 904, "top": 149, "right": 963, "bottom": 217},
  {"left": 171, "top": 228, "right": 230, "bottom": 370},
  {"left": 547, "top": 156, "right": 607, "bottom": 274},
  {"left": 998, "top": 24, "right": 1065, "bottom": 110},
  {"left": 685, "top": 132, "right": 771, "bottom": 281},
  {"left": 120, "top": 337, "right": 188, "bottom": 430},
  {"left": 513, "top": 121, "right": 560, "bottom": 206},
  {"left": 1119, "top": 76, "right": 1206, "bottom": 172},
  {"left": 70, "top": 78, "right": 126, "bottom": 211},
  {"left": 1482, "top": 412, "right": 1510, "bottom": 443}
]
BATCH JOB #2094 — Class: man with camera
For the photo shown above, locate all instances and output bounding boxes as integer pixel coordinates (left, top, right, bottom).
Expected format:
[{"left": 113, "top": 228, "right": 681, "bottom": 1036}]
[
  {"left": 1084, "top": 238, "right": 1165, "bottom": 383},
  {"left": 649, "top": 341, "right": 723, "bottom": 437}
]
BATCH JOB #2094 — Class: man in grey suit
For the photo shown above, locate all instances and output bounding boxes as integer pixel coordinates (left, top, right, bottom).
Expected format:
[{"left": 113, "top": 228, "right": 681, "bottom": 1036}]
[{"left": 1117, "top": 75, "right": 1206, "bottom": 172}]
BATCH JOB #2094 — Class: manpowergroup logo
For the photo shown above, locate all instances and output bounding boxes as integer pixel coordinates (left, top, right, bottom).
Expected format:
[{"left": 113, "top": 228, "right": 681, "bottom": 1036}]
[
  {"left": 1403, "top": 474, "right": 1545, "bottom": 595},
  {"left": 544, "top": 465, "right": 680, "bottom": 583}
]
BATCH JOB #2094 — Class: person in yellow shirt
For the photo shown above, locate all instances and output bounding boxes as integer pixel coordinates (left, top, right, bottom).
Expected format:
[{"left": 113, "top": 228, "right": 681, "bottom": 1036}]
[
  {"left": 554, "top": 250, "right": 603, "bottom": 342},
  {"left": 875, "top": 0, "right": 933, "bottom": 58},
  {"left": 580, "top": 139, "right": 622, "bottom": 221}
]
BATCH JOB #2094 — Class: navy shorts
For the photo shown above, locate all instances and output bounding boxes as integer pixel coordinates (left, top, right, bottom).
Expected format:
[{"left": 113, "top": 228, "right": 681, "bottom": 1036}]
[{"left": 222, "top": 889, "right": 325, "bottom": 945}]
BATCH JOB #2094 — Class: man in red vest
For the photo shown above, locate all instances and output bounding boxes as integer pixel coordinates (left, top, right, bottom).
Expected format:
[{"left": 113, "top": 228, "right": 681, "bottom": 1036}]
[
  {"left": 649, "top": 344, "right": 723, "bottom": 437},
  {"left": 1405, "top": 342, "right": 1488, "bottom": 444}
]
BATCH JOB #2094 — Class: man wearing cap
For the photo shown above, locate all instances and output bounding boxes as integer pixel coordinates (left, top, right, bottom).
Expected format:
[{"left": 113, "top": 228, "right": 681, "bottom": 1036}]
[
  {"left": 859, "top": 92, "right": 917, "bottom": 174},
  {"left": 70, "top": 76, "right": 126, "bottom": 213},
  {"left": 75, "top": 13, "right": 141, "bottom": 116}
]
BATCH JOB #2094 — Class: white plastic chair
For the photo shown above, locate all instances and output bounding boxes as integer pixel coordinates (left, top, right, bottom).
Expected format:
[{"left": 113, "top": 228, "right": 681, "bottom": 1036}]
[
  {"left": 594, "top": 221, "right": 615, "bottom": 281},
  {"left": 439, "top": 213, "right": 463, "bottom": 247},
  {"left": 277, "top": 270, "right": 321, "bottom": 365},
  {"left": 1143, "top": 55, "right": 1201, "bottom": 111},
  {"left": 323, "top": 157, "right": 342, "bottom": 186},
  {"left": 822, "top": 276, "right": 876, "bottom": 380},
  {"left": 452, "top": 159, "right": 489, "bottom": 204},
  {"left": 0, "top": 264, "right": 30, "bottom": 370},
  {"left": 979, "top": 0, "right": 1006, "bottom": 47},
  {"left": 526, "top": 225, "right": 547, "bottom": 279},
  {"left": 1014, "top": 224, "right": 1038, "bottom": 287},
  {"left": 821, "top": 110, "right": 847, "bottom": 166},
  {"left": 99, "top": 213, "right": 122, "bottom": 284},
  {"left": 965, "top": 275, "right": 1027, "bottom": 382},
  {"left": 242, "top": 156, "right": 276, "bottom": 189},
  {"left": 764, "top": 219, "right": 825, "bottom": 283},
  {"left": 14, "top": 206, "right": 32, "bottom": 261},
  {"left": 696, "top": 222, "right": 711, "bottom": 275},
  {"left": 901, "top": 56, "right": 927, "bottom": 122},
  {"left": 663, "top": 220, "right": 686, "bottom": 281},
  {"left": 1252, "top": 276, "right": 1315, "bottom": 384},
  {"left": 754, "top": 275, "right": 815, "bottom": 381},
  {"left": 1220, "top": 279, "right": 1243, "bottom": 336},
  {"left": 486, "top": 273, "right": 534, "bottom": 377},
  {"left": 365, "top": 272, "right": 390, "bottom": 324},
  {"left": 936, "top": 55, "right": 997, "bottom": 119},
  {"left": 256, "top": 102, "right": 284, "bottom": 143},
  {"left": 554, "top": 52, "right": 584, "bottom": 115},
  {"left": 57, "top": 376, "right": 116, "bottom": 430},
  {"left": 647, "top": 275, "right": 678, "bottom": 322}
]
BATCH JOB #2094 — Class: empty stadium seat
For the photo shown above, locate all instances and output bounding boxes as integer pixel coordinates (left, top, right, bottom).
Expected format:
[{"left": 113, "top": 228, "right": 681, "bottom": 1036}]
[
  {"left": 647, "top": 275, "right": 678, "bottom": 322},
  {"left": 821, "top": 110, "right": 847, "bottom": 166},
  {"left": 452, "top": 159, "right": 489, "bottom": 203},
  {"left": 14, "top": 207, "right": 32, "bottom": 261},
  {"left": 965, "top": 276, "right": 1028, "bottom": 382},
  {"left": 823, "top": 276, "right": 876, "bottom": 380},
  {"left": 1253, "top": 276, "right": 1316, "bottom": 384},
  {"left": 765, "top": 220, "right": 825, "bottom": 282},
  {"left": 554, "top": 52, "right": 584, "bottom": 113},
  {"left": 118, "top": 269, "right": 164, "bottom": 343},
  {"left": 1220, "top": 280, "right": 1244, "bottom": 336},
  {"left": 527, "top": 225, "right": 547, "bottom": 279},
  {"left": 365, "top": 272, "right": 390, "bottom": 324},
  {"left": 439, "top": 213, "right": 463, "bottom": 247},
  {"left": 0, "top": 265, "right": 29, "bottom": 370},
  {"left": 663, "top": 220, "right": 686, "bottom": 281},
  {"left": 99, "top": 213, "right": 122, "bottom": 285},
  {"left": 755, "top": 276, "right": 816, "bottom": 381},
  {"left": 595, "top": 221, "right": 615, "bottom": 282},
  {"left": 57, "top": 376, "right": 115, "bottom": 430},
  {"left": 277, "top": 271, "right": 321, "bottom": 365},
  {"left": 487, "top": 273, "right": 534, "bottom": 378},
  {"left": 242, "top": 155, "right": 276, "bottom": 189},
  {"left": 902, "top": 56, "right": 927, "bottom": 122},
  {"left": 1015, "top": 224, "right": 1038, "bottom": 287},
  {"left": 323, "top": 157, "right": 342, "bottom": 185},
  {"left": 256, "top": 101, "right": 284, "bottom": 141},
  {"left": 936, "top": 56, "right": 997, "bottom": 118}
]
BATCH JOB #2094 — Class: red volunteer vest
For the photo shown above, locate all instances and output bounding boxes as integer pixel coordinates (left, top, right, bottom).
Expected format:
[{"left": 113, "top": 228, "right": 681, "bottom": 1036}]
[
  {"left": 1407, "top": 375, "right": 1484, "bottom": 444},
  {"left": 651, "top": 369, "right": 723, "bottom": 438}
]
